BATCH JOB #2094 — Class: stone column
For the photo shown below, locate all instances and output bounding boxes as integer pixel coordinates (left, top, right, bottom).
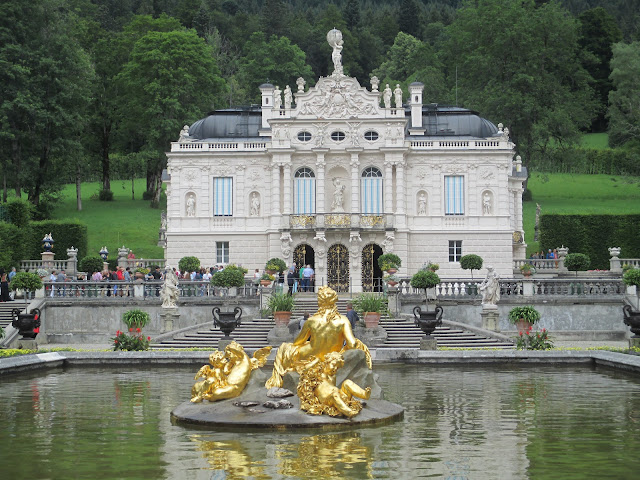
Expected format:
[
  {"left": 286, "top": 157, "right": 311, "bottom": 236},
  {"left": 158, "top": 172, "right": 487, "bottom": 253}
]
[
  {"left": 395, "top": 161, "right": 406, "bottom": 215},
  {"left": 349, "top": 152, "right": 360, "bottom": 214},
  {"left": 41, "top": 251, "right": 55, "bottom": 270},
  {"left": 270, "top": 163, "right": 280, "bottom": 228},
  {"left": 609, "top": 247, "right": 622, "bottom": 273},
  {"left": 557, "top": 246, "right": 569, "bottom": 273},
  {"left": 283, "top": 162, "right": 291, "bottom": 216},
  {"left": 384, "top": 160, "right": 393, "bottom": 213},
  {"left": 315, "top": 150, "right": 327, "bottom": 214},
  {"left": 66, "top": 247, "right": 78, "bottom": 278}
]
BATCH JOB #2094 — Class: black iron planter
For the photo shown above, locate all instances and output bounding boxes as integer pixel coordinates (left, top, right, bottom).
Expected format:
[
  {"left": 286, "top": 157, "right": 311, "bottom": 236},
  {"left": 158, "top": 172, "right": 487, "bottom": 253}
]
[
  {"left": 623, "top": 305, "right": 640, "bottom": 337},
  {"left": 212, "top": 306, "right": 243, "bottom": 339},
  {"left": 413, "top": 305, "right": 443, "bottom": 337},
  {"left": 11, "top": 308, "right": 41, "bottom": 339}
]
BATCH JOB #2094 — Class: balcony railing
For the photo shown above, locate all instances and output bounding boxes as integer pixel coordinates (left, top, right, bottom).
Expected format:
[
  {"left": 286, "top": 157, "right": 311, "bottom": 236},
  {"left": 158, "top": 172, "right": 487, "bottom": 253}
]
[{"left": 289, "top": 213, "right": 393, "bottom": 230}]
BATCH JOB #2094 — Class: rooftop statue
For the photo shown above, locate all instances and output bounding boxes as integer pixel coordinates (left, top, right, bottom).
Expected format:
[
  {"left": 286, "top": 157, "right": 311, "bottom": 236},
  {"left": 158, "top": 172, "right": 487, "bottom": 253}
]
[
  {"left": 327, "top": 29, "right": 344, "bottom": 76},
  {"left": 265, "top": 286, "right": 372, "bottom": 388},
  {"left": 191, "top": 341, "right": 272, "bottom": 403}
]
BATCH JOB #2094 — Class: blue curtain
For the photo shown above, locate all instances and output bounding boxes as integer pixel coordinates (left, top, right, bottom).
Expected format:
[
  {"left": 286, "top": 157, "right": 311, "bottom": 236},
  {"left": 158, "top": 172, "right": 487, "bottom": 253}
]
[
  {"left": 294, "top": 178, "right": 315, "bottom": 214},
  {"left": 445, "top": 176, "right": 464, "bottom": 215},
  {"left": 213, "top": 177, "right": 233, "bottom": 216},
  {"left": 361, "top": 177, "right": 383, "bottom": 214}
]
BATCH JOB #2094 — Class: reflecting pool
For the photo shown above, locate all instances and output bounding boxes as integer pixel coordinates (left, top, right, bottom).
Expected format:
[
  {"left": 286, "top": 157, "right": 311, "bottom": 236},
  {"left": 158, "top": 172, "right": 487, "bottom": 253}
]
[{"left": 1, "top": 364, "right": 640, "bottom": 479}]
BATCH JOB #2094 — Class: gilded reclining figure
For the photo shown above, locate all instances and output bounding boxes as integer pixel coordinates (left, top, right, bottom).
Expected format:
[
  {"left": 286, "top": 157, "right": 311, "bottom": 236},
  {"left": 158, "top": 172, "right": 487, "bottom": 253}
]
[
  {"left": 265, "top": 286, "right": 372, "bottom": 389},
  {"left": 191, "top": 341, "right": 272, "bottom": 403}
]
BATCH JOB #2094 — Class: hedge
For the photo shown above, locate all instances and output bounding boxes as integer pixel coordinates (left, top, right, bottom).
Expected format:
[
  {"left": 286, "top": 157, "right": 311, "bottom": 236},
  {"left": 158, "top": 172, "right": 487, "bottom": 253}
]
[
  {"left": 0, "top": 222, "right": 30, "bottom": 271},
  {"left": 540, "top": 214, "right": 640, "bottom": 270},
  {"left": 26, "top": 220, "right": 88, "bottom": 260},
  {"left": 532, "top": 147, "right": 640, "bottom": 175}
]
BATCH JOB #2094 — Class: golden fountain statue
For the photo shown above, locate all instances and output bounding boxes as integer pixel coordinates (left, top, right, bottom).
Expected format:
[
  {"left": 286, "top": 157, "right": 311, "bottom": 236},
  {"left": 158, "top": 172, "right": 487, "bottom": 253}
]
[
  {"left": 191, "top": 341, "right": 272, "bottom": 403},
  {"left": 265, "top": 286, "right": 372, "bottom": 389},
  {"left": 297, "top": 352, "right": 371, "bottom": 417}
]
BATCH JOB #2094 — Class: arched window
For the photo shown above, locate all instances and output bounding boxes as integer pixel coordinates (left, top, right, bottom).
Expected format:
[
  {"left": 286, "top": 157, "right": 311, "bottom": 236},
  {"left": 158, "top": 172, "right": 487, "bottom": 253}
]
[
  {"left": 361, "top": 166, "right": 383, "bottom": 214},
  {"left": 294, "top": 167, "right": 316, "bottom": 214}
]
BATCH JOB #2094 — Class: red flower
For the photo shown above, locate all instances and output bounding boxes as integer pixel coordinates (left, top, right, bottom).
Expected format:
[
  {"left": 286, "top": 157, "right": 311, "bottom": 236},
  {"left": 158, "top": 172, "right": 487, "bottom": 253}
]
[
  {"left": 525, "top": 330, "right": 530, "bottom": 336},
  {"left": 129, "top": 327, "right": 133, "bottom": 332},
  {"left": 136, "top": 327, "right": 141, "bottom": 333},
  {"left": 147, "top": 336, "right": 151, "bottom": 341},
  {"left": 519, "top": 331, "right": 523, "bottom": 337},
  {"left": 542, "top": 328, "right": 546, "bottom": 332}
]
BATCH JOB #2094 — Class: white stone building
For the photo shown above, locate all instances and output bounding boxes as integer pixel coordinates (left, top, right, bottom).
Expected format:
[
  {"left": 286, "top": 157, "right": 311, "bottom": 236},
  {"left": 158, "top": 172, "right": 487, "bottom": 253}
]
[{"left": 164, "top": 29, "right": 527, "bottom": 292}]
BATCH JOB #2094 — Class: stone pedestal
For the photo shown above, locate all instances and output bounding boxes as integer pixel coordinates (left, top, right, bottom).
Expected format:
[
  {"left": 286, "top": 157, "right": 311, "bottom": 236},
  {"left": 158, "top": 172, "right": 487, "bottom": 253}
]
[
  {"left": 481, "top": 309, "right": 500, "bottom": 332},
  {"left": 134, "top": 283, "right": 145, "bottom": 299},
  {"left": 41, "top": 251, "right": 55, "bottom": 269},
  {"left": 354, "top": 325, "right": 388, "bottom": 347},
  {"left": 630, "top": 337, "right": 640, "bottom": 350},
  {"left": 218, "top": 338, "right": 234, "bottom": 351},
  {"left": 160, "top": 308, "right": 180, "bottom": 333},
  {"left": 420, "top": 336, "right": 437, "bottom": 350},
  {"left": 267, "top": 325, "right": 293, "bottom": 346},
  {"left": 17, "top": 338, "right": 38, "bottom": 350}
]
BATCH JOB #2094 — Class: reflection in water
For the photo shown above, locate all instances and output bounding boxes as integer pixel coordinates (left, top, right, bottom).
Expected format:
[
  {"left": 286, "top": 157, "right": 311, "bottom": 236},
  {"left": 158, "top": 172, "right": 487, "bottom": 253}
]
[{"left": 2, "top": 366, "right": 640, "bottom": 479}]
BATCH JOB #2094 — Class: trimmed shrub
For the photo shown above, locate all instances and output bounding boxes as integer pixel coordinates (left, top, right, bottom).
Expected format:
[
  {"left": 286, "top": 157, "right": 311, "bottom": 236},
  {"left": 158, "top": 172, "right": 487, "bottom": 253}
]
[
  {"left": 5, "top": 198, "right": 33, "bottom": 227},
  {"left": 79, "top": 256, "right": 104, "bottom": 274},
  {"left": 211, "top": 264, "right": 245, "bottom": 287},
  {"left": 564, "top": 253, "right": 590, "bottom": 274},
  {"left": 10, "top": 272, "right": 43, "bottom": 293},
  {"left": 377, "top": 253, "right": 402, "bottom": 270},
  {"left": 0, "top": 222, "right": 29, "bottom": 271},
  {"left": 540, "top": 215, "right": 640, "bottom": 270},
  {"left": 179, "top": 256, "right": 201, "bottom": 273},
  {"left": 460, "top": 254, "right": 483, "bottom": 279},
  {"left": 98, "top": 189, "right": 114, "bottom": 201},
  {"left": 265, "top": 257, "right": 287, "bottom": 273},
  {"left": 27, "top": 220, "right": 88, "bottom": 260},
  {"left": 623, "top": 268, "right": 640, "bottom": 287}
]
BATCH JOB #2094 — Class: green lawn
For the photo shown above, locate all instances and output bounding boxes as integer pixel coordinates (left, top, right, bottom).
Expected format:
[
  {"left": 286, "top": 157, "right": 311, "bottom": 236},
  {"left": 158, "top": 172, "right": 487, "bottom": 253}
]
[
  {"left": 579, "top": 133, "right": 609, "bottom": 149},
  {"left": 523, "top": 173, "right": 640, "bottom": 254},
  {"left": 52, "top": 179, "right": 165, "bottom": 259}
]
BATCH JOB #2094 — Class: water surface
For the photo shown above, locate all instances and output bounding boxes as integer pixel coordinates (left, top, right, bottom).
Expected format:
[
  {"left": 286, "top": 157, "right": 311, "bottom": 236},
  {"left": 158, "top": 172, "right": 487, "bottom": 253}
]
[{"left": 1, "top": 364, "right": 639, "bottom": 479}]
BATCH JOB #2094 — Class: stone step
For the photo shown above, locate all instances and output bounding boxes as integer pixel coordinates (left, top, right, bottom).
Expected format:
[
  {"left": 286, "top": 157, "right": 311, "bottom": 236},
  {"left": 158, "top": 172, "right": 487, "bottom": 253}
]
[{"left": 0, "top": 302, "right": 22, "bottom": 329}]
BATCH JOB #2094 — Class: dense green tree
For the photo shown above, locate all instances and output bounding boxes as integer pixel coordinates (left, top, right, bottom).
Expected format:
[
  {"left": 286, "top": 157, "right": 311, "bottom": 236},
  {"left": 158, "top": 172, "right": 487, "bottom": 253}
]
[
  {"left": 578, "top": 7, "right": 623, "bottom": 132},
  {"left": 398, "top": 0, "right": 421, "bottom": 38},
  {"left": 0, "top": 0, "right": 94, "bottom": 206},
  {"left": 262, "top": 0, "right": 291, "bottom": 38},
  {"left": 118, "top": 29, "right": 227, "bottom": 206},
  {"left": 444, "top": 0, "right": 596, "bottom": 169},
  {"left": 344, "top": 0, "right": 360, "bottom": 30},
  {"left": 607, "top": 41, "right": 640, "bottom": 148},
  {"left": 235, "top": 32, "right": 313, "bottom": 104}
]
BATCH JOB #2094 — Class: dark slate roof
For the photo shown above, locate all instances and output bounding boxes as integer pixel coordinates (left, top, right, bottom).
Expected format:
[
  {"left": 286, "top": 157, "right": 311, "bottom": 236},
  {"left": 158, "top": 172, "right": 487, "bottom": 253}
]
[
  {"left": 420, "top": 105, "right": 499, "bottom": 138},
  {"left": 187, "top": 104, "right": 498, "bottom": 140},
  {"left": 188, "top": 107, "right": 262, "bottom": 139}
]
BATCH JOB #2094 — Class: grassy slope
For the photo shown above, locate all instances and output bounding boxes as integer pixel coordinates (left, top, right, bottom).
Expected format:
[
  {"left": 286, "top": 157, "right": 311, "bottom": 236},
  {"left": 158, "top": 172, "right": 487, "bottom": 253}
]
[
  {"left": 52, "top": 179, "right": 165, "bottom": 259},
  {"left": 523, "top": 173, "right": 640, "bottom": 254},
  {"left": 579, "top": 133, "right": 609, "bottom": 149}
]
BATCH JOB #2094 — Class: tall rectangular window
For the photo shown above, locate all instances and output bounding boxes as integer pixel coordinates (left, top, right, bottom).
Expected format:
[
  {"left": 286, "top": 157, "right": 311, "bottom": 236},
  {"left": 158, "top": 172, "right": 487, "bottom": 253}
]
[
  {"left": 449, "top": 240, "right": 462, "bottom": 262},
  {"left": 213, "top": 177, "right": 233, "bottom": 216},
  {"left": 216, "top": 241, "right": 229, "bottom": 264},
  {"left": 444, "top": 175, "right": 464, "bottom": 215},
  {"left": 294, "top": 177, "right": 315, "bottom": 214}
]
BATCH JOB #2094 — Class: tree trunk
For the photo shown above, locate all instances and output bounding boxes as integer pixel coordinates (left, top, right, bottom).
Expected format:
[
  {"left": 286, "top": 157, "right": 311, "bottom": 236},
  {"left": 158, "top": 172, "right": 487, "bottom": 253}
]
[
  {"left": 76, "top": 163, "right": 82, "bottom": 211},
  {"left": 101, "top": 120, "right": 111, "bottom": 192},
  {"left": 29, "top": 127, "right": 51, "bottom": 206},
  {"left": 148, "top": 168, "right": 161, "bottom": 208},
  {"left": 11, "top": 136, "right": 21, "bottom": 198},
  {"left": 131, "top": 174, "right": 135, "bottom": 200}
]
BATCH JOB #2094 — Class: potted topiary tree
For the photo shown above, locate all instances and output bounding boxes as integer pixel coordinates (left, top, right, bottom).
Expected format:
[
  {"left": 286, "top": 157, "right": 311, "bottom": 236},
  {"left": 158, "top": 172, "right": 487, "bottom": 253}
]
[
  {"left": 265, "top": 258, "right": 287, "bottom": 275},
  {"left": 79, "top": 255, "right": 104, "bottom": 276},
  {"left": 9, "top": 272, "right": 43, "bottom": 339},
  {"left": 460, "top": 254, "right": 483, "bottom": 280},
  {"left": 267, "top": 292, "right": 296, "bottom": 326},
  {"left": 178, "top": 256, "right": 201, "bottom": 275},
  {"left": 508, "top": 305, "right": 541, "bottom": 334},
  {"left": 260, "top": 273, "right": 275, "bottom": 286},
  {"left": 210, "top": 264, "right": 246, "bottom": 295},
  {"left": 564, "top": 253, "right": 590, "bottom": 277},
  {"left": 410, "top": 269, "right": 443, "bottom": 337},
  {"left": 520, "top": 263, "right": 535, "bottom": 277},
  {"left": 352, "top": 293, "right": 388, "bottom": 328},
  {"left": 378, "top": 253, "right": 401, "bottom": 274}
]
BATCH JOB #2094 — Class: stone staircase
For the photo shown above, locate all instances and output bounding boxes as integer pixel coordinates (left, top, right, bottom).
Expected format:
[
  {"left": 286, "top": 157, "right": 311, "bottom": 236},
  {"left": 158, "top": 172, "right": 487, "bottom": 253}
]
[
  {"left": 151, "top": 295, "right": 513, "bottom": 350},
  {"left": 0, "top": 302, "right": 22, "bottom": 330}
]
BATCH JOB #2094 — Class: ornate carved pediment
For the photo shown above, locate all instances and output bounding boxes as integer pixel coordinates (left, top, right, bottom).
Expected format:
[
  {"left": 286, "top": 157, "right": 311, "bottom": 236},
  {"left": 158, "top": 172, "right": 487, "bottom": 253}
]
[{"left": 296, "top": 76, "right": 381, "bottom": 119}]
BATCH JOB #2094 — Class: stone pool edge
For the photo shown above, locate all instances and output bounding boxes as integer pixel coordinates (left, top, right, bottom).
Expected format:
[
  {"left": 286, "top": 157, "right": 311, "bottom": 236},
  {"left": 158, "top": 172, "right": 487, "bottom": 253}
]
[{"left": 2, "top": 349, "right": 640, "bottom": 376}]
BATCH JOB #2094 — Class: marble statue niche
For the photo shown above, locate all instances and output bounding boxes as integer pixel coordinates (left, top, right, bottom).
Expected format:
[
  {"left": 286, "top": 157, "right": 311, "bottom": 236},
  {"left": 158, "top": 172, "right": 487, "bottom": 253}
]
[
  {"left": 186, "top": 193, "right": 196, "bottom": 217},
  {"left": 482, "top": 191, "right": 493, "bottom": 215},
  {"left": 331, "top": 177, "right": 346, "bottom": 212},
  {"left": 417, "top": 191, "right": 427, "bottom": 216},
  {"left": 250, "top": 192, "right": 261, "bottom": 217}
]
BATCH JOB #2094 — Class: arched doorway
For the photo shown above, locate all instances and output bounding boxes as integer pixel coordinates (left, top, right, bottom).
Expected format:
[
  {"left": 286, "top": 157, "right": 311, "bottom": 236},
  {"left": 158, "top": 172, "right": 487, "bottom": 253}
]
[
  {"left": 327, "top": 244, "right": 349, "bottom": 292},
  {"left": 293, "top": 244, "right": 315, "bottom": 291},
  {"left": 362, "top": 243, "right": 383, "bottom": 292}
]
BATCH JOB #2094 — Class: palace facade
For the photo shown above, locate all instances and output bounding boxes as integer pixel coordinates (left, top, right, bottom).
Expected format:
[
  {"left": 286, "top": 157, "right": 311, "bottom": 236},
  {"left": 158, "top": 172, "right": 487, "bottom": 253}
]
[{"left": 164, "top": 30, "right": 527, "bottom": 292}]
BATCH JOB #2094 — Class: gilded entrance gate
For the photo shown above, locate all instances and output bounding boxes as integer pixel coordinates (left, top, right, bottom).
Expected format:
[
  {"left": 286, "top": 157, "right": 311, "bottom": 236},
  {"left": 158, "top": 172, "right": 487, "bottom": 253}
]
[
  {"left": 327, "top": 244, "right": 349, "bottom": 292},
  {"left": 293, "top": 244, "right": 314, "bottom": 270},
  {"left": 362, "top": 243, "right": 383, "bottom": 292}
]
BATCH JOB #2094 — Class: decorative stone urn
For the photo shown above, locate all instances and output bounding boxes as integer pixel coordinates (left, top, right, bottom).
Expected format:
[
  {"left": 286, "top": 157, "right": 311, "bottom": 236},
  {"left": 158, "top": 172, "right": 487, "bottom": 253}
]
[
  {"left": 413, "top": 305, "right": 443, "bottom": 337},
  {"left": 212, "top": 306, "right": 242, "bottom": 339},
  {"left": 11, "top": 308, "right": 42, "bottom": 339},
  {"left": 363, "top": 312, "right": 382, "bottom": 328},
  {"left": 623, "top": 305, "right": 640, "bottom": 337}
]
